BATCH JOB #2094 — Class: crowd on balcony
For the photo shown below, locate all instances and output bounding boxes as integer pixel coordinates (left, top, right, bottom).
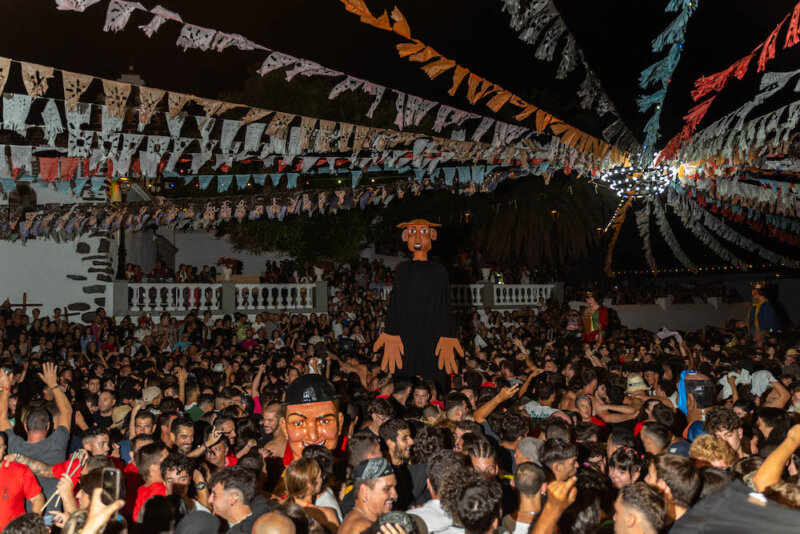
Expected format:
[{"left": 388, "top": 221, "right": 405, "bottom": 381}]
[{"left": 0, "top": 256, "right": 798, "bottom": 534}]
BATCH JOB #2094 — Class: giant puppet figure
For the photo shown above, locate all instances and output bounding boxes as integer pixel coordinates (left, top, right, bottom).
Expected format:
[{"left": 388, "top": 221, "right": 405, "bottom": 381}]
[
  {"left": 581, "top": 291, "right": 608, "bottom": 348},
  {"left": 280, "top": 374, "right": 344, "bottom": 466},
  {"left": 745, "top": 281, "right": 781, "bottom": 341},
  {"left": 373, "top": 219, "right": 463, "bottom": 386}
]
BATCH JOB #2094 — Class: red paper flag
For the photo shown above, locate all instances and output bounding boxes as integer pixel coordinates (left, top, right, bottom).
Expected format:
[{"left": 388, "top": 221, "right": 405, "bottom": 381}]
[
  {"left": 691, "top": 66, "right": 734, "bottom": 102},
  {"left": 59, "top": 157, "right": 79, "bottom": 181},
  {"left": 758, "top": 16, "right": 788, "bottom": 72},
  {"left": 39, "top": 157, "right": 59, "bottom": 182},
  {"left": 785, "top": 1, "right": 800, "bottom": 48}
]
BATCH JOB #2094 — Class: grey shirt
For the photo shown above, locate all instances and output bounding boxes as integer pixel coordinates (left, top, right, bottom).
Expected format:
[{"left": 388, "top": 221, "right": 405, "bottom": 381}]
[{"left": 6, "top": 425, "right": 69, "bottom": 512}]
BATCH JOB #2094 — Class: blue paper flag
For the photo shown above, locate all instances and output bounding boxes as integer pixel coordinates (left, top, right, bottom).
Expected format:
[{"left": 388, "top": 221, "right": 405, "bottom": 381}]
[
  {"left": 253, "top": 174, "right": 266, "bottom": 186},
  {"left": 183, "top": 175, "right": 196, "bottom": 185},
  {"left": 235, "top": 174, "right": 250, "bottom": 190},
  {"left": 413, "top": 168, "right": 426, "bottom": 183},
  {"left": 286, "top": 173, "right": 299, "bottom": 189},
  {"left": 457, "top": 166, "right": 471, "bottom": 183},
  {"left": 471, "top": 165, "right": 486, "bottom": 184},
  {"left": 442, "top": 167, "right": 456, "bottom": 185},
  {"left": 56, "top": 181, "right": 72, "bottom": 195},
  {"left": 351, "top": 170, "right": 362, "bottom": 189},
  {"left": 217, "top": 175, "right": 233, "bottom": 192},
  {"left": 90, "top": 177, "right": 106, "bottom": 195},
  {"left": 198, "top": 175, "right": 213, "bottom": 190},
  {"left": 0, "top": 178, "right": 15, "bottom": 194},
  {"left": 73, "top": 177, "right": 88, "bottom": 195},
  {"left": 270, "top": 173, "right": 283, "bottom": 187}
]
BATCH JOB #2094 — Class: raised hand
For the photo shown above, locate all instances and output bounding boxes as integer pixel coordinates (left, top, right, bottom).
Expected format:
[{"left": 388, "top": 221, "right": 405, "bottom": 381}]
[
  {"left": 374, "top": 333, "right": 404, "bottom": 374},
  {"left": 498, "top": 384, "right": 520, "bottom": 402},
  {"left": 38, "top": 362, "right": 59, "bottom": 389},
  {"left": 545, "top": 477, "right": 578, "bottom": 515},
  {"left": 0, "top": 371, "right": 13, "bottom": 390},
  {"left": 435, "top": 337, "right": 464, "bottom": 375},
  {"left": 81, "top": 488, "right": 125, "bottom": 534}
]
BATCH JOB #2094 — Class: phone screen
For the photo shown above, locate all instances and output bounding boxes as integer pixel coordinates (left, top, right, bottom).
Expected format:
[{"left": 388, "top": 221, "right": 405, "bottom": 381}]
[{"left": 101, "top": 467, "right": 122, "bottom": 504}]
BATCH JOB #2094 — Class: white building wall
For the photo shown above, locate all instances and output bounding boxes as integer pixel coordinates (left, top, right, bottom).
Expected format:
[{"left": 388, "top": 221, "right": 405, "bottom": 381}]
[
  {"left": 0, "top": 234, "right": 114, "bottom": 321},
  {"left": 155, "top": 228, "right": 291, "bottom": 275}
]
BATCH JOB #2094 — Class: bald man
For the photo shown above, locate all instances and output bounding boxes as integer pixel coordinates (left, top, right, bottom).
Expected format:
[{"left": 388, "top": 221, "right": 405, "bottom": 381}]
[{"left": 253, "top": 512, "right": 296, "bottom": 534}]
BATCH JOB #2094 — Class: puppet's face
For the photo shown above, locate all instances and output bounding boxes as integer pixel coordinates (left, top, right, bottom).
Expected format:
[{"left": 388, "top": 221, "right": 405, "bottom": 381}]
[
  {"left": 402, "top": 224, "right": 437, "bottom": 256},
  {"left": 280, "top": 400, "right": 343, "bottom": 459}
]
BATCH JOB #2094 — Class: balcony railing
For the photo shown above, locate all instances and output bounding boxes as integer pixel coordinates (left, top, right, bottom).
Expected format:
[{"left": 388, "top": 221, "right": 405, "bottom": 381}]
[
  {"left": 114, "top": 280, "right": 558, "bottom": 317},
  {"left": 117, "top": 281, "right": 325, "bottom": 316},
  {"left": 378, "top": 283, "right": 555, "bottom": 309}
]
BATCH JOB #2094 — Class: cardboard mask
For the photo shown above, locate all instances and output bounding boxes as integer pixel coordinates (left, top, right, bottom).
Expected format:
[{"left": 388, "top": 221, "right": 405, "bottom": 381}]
[
  {"left": 280, "top": 375, "right": 343, "bottom": 459},
  {"left": 398, "top": 218, "right": 440, "bottom": 261}
]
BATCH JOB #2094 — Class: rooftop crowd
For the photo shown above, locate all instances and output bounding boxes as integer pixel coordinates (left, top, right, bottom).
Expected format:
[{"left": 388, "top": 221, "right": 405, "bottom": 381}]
[{"left": 0, "top": 258, "right": 799, "bottom": 534}]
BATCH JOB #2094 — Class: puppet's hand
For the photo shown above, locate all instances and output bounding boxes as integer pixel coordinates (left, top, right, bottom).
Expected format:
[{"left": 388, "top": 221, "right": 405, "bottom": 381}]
[
  {"left": 436, "top": 337, "right": 464, "bottom": 375},
  {"left": 374, "top": 333, "right": 404, "bottom": 373}
]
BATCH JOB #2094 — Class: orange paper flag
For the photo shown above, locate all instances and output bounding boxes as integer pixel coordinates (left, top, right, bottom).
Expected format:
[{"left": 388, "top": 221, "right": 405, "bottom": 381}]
[
  {"left": 448, "top": 66, "right": 469, "bottom": 96},
  {"left": 421, "top": 57, "right": 456, "bottom": 79}
]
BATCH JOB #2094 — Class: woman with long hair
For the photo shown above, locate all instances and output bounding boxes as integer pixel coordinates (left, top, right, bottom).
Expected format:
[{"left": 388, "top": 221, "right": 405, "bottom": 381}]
[{"left": 284, "top": 458, "right": 340, "bottom": 531}]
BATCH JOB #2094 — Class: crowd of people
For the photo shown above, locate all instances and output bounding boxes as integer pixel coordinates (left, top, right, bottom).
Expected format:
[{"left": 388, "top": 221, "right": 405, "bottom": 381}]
[{"left": 0, "top": 257, "right": 799, "bottom": 534}]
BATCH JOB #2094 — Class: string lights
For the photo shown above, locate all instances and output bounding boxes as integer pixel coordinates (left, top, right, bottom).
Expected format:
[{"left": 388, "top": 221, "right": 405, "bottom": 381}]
[{"left": 598, "top": 164, "right": 674, "bottom": 199}]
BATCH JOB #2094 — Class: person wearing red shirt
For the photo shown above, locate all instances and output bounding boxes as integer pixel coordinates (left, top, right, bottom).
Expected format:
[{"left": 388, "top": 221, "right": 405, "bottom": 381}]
[
  {"left": 122, "top": 434, "right": 155, "bottom": 521},
  {"left": 132, "top": 442, "right": 168, "bottom": 523},
  {"left": 0, "top": 434, "right": 45, "bottom": 530}
]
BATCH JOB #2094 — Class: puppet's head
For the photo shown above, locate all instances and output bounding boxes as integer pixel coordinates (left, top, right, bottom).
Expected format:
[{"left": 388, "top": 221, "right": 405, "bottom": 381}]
[
  {"left": 398, "top": 219, "right": 441, "bottom": 261},
  {"left": 750, "top": 281, "right": 767, "bottom": 300},
  {"left": 280, "top": 374, "right": 343, "bottom": 460}
]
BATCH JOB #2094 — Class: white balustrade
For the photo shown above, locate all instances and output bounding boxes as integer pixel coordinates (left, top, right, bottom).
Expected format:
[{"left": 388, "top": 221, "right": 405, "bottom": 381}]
[
  {"left": 234, "top": 283, "right": 316, "bottom": 311},
  {"left": 128, "top": 283, "right": 221, "bottom": 313},
  {"left": 493, "top": 284, "right": 553, "bottom": 307},
  {"left": 125, "top": 282, "right": 555, "bottom": 315},
  {"left": 451, "top": 284, "right": 484, "bottom": 307}
]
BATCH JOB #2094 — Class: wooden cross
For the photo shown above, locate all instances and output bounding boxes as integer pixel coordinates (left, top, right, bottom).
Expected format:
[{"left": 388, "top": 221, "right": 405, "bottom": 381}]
[
  {"left": 61, "top": 307, "right": 75, "bottom": 322},
  {"left": 8, "top": 293, "right": 43, "bottom": 315}
]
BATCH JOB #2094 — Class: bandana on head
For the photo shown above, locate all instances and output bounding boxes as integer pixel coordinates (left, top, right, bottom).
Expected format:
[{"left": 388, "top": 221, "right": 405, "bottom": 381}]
[{"left": 353, "top": 458, "right": 394, "bottom": 482}]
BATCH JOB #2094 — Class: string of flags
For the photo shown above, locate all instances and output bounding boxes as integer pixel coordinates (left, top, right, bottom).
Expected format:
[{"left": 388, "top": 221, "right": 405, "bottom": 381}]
[
  {"left": 499, "top": 0, "right": 640, "bottom": 153},
  {"left": 48, "top": 0, "right": 627, "bottom": 169},
  {"left": 336, "top": 0, "right": 628, "bottom": 164},
  {"left": 637, "top": 0, "right": 697, "bottom": 160},
  {"left": 0, "top": 55, "right": 563, "bottom": 192},
  {"left": 660, "top": 0, "right": 800, "bottom": 162},
  {"left": 0, "top": 167, "right": 521, "bottom": 243}
]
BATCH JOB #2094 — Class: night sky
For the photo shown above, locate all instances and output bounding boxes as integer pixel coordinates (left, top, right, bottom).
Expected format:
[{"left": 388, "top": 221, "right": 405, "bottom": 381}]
[{"left": 2, "top": 0, "right": 799, "bottom": 150}]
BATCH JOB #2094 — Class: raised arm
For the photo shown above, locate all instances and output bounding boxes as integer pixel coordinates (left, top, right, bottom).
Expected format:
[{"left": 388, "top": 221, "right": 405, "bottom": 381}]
[
  {"left": 753, "top": 425, "right": 800, "bottom": 492},
  {"left": 0, "top": 370, "right": 14, "bottom": 432},
  {"left": 176, "top": 367, "right": 187, "bottom": 406},
  {"left": 250, "top": 365, "right": 265, "bottom": 399},
  {"left": 763, "top": 378, "right": 791, "bottom": 409},
  {"left": 531, "top": 477, "right": 577, "bottom": 534},
  {"left": 39, "top": 362, "right": 72, "bottom": 431},
  {"left": 473, "top": 385, "right": 520, "bottom": 424}
]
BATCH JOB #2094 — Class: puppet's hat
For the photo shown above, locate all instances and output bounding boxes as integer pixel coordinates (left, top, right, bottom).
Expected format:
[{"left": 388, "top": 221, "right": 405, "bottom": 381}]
[
  {"left": 284, "top": 374, "right": 338, "bottom": 405},
  {"left": 397, "top": 219, "right": 441, "bottom": 228},
  {"left": 750, "top": 281, "right": 767, "bottom": 290}
]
